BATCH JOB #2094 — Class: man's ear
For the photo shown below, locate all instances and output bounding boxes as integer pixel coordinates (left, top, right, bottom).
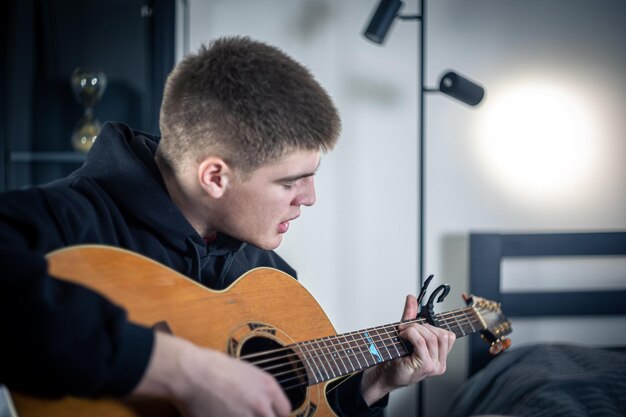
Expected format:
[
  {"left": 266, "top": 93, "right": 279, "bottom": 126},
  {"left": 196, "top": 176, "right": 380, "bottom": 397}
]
[{"left": 198, "top": 157, "right": 231, "bottom": 198}]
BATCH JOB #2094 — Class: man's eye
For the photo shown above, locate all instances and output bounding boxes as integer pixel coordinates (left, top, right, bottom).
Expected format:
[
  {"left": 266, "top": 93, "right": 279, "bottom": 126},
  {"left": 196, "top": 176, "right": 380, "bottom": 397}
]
[{"left": 283, "top": 183, "right": 296, "bottom": 190}]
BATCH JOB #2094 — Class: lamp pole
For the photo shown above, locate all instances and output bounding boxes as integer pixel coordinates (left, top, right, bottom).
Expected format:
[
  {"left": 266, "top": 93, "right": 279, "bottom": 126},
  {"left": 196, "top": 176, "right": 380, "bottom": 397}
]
[
  {"left": 418, "top": 0, "right": 426, "bottom": 316},
  {"left": 397, "top": 5, "right": 429, "bottom": 414},
  {"left": 362, "top": 2, "right": 484, "bottom": 415},
  {"left": 397, "top": 1, "right": 429, "bottom": 413},
  {"left": 400, "top": 0, "right": 428, "bottom": 322},
  {"left": 417, "top": 2, "right": 426, "bottom": 414}
]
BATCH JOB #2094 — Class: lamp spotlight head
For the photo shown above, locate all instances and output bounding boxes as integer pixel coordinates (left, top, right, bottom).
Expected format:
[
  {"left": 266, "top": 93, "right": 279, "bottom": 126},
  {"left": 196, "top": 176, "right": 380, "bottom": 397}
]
[
  {"left": 363, "top": 0, "right": 404, "bottom": 44},
  {"left": 439, "top": 71, "right": 485, "bottom": 106}
]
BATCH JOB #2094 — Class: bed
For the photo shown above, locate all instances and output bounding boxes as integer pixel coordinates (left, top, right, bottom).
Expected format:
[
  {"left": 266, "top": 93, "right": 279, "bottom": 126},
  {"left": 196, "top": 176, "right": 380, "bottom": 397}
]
[{"left": 446, "top": 231, "right": 626, "bottom": 417}]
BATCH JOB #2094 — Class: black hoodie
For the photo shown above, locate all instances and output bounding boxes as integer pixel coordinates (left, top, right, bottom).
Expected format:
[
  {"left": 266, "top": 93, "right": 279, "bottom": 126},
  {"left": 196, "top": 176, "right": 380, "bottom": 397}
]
[{"left": 0, "top": 122, "right": 385, "bottom": 415}]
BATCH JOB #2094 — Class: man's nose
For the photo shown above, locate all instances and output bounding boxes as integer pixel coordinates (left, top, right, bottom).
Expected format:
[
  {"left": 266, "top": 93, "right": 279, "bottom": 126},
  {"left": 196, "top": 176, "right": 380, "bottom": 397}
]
[{"left": 294, "top": 177, "right": 316, "bottom": 206}]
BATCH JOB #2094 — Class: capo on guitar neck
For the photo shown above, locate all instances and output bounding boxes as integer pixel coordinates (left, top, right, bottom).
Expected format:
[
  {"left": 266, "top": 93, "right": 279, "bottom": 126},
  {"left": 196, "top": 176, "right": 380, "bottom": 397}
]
[{"left": 416, "top": 275, "right": 450, "bottom": 327}]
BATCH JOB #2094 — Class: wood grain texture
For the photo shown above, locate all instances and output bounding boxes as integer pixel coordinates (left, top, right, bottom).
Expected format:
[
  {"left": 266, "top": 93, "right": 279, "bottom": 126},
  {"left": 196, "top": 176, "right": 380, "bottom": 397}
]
[{"left": 11, "top": 245, "right": 342, "bottom": 417}]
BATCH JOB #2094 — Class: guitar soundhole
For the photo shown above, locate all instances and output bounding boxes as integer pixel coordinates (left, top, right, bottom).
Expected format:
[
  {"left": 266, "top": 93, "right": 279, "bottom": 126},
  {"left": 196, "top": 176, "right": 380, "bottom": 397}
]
[{"left": 240, "top": 336, "right": 308, "bottom": 411}]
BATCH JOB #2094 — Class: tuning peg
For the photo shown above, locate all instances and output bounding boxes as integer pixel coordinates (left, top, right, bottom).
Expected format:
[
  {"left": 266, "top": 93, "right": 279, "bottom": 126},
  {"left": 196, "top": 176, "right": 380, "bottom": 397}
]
[
  {"left": 462, "top": 293, "right": 473, "bottom": 305},
  {"left": 488, "top": 337, "right": 512, "bottom": 355}
]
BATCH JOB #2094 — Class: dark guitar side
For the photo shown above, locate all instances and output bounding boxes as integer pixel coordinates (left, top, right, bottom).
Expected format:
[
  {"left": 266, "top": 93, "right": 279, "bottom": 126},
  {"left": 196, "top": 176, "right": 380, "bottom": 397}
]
[{"left": 10, "top": 245, "right": 341, "bottom": 417}]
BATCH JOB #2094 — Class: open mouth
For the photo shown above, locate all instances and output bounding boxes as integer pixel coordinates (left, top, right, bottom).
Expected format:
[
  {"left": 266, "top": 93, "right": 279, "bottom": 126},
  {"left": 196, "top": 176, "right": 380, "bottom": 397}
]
[
  {"left": 278, "top": 214, "right": 299, "bottom": 234},
  {"left": 278, "top": 221, "right": 290, "bottom": 234}
]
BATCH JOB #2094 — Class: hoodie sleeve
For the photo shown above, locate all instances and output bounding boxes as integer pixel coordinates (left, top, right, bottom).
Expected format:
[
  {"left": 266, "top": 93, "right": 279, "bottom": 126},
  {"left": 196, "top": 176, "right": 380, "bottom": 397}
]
[
  {"left": 327, "top": 372, "right": 388, "bottom": 417},
  {"left": 0, "top": 188, "right": 154, "bottom": 397}
]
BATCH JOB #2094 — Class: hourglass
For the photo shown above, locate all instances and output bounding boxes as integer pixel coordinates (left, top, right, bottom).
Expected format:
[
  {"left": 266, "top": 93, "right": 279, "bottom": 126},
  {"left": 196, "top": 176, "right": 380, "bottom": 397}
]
[{"left": 70, "top": 67, "right": 107, "bottom": 152}]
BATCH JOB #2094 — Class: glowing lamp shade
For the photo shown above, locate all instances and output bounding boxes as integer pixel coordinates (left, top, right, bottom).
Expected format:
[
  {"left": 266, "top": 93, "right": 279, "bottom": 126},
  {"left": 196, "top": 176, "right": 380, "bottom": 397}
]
[
  {"left": 363, "top": 0, "right": 403, "bottom": 44},
  {"left": 439, "top": 71, "right": 485, "bottom": 106},
  {"left": 477, "top": 81, "right": 600, "bottom": 205}
]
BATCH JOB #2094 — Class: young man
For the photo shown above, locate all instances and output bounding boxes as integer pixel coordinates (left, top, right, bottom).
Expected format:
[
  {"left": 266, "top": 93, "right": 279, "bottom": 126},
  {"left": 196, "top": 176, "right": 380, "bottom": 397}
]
[{"left": 0, "top": 37, "right": 455, "bottom": 416}]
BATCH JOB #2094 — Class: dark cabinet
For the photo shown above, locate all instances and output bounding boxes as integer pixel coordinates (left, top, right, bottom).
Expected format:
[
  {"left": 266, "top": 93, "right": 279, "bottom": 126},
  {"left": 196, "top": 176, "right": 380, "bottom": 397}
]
[{"left": 1, "top": 0, "right": 175, "bottom": 190}]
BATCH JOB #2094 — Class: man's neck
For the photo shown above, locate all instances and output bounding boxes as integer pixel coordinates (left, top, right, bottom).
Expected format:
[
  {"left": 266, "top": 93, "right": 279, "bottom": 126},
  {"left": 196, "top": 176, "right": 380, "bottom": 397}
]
[{"left": 157, "top": 161, "right": 216, "bottom": 238}]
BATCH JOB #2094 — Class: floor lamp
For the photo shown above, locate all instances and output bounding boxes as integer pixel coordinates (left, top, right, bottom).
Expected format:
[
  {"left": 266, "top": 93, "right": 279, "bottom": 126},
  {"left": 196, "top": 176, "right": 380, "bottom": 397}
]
[{"left": 363, "top": 0, "right": 485, "bottom": 415}]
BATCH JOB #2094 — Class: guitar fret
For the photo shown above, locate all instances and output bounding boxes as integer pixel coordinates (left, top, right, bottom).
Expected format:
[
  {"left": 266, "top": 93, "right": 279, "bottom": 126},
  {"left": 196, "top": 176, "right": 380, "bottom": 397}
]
[
  {"left": 382, "top": 326, "right": 402, "bottom": 358},
  {"left": 464, "top": 309, "right": 477, "bottom": 333},
  {"left": 453, "top": 312, "right": 467, "bottom": 337},
  {"left": 319, "top": 338, "right": 338, "bottom": 378},
  {"left": 437, "top": 310, "right": 463, "bottom": 338},
  {"left": 438, "top": 316, "right": 453, "bottom": 333},
  {"left": 297, "top": 341, "right": 322, "bottom": 384},
  {"left": 311, "top": 340, "right": 333, "bottom": 380},
  {"left": 338, "top": 334, "right": 357, "bottom": 372},
  {"left": 386, "top": 326, "right": 406, "bottom": 358},
  {"left": 441, "top": 308, "right": 481, "bottom": 337},
  {"left": 343, "top": 333, "right": 359, "bottom": 370},
  {"left": 304, "top": 340, "right": 323, "bottom": 381},
  {"left": 371, "top": 327, "right": 392, "bottom": 361},
  {"left": 348, "top": 332, "right": 369, "bottom": 370},
  {"left": 468, "top": 309, "right": 480, "bottom": 334},
  {"left": 360, "top": 331, "right": 381, "bottom": 366},
  {"left": 326, "top": 336, "right": 351, "bottom": 375}
]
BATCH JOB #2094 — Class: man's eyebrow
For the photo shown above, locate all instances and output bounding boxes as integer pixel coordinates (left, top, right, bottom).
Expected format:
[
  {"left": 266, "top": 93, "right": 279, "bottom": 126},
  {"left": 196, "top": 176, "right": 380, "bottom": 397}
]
[{"left": 276, "top": 159, "right": 321, "bottom": 183}]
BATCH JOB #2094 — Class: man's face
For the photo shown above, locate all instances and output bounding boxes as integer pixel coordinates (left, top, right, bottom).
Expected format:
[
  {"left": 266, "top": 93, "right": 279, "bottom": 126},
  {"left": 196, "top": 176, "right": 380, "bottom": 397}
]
[{"left": 215, "top": 149, "right": 320, "bottom": 250}]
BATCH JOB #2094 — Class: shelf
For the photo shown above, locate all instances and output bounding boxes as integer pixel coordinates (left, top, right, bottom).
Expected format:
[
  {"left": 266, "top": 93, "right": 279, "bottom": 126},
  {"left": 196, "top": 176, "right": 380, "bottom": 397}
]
[{"left": 10, "top": 151, "right": 87, "bottom": 163}]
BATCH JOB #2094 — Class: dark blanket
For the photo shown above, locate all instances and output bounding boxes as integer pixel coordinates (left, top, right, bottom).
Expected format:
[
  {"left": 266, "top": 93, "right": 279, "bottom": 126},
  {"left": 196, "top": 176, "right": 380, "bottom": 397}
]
[{"left": 447, "top": 343, "right": 626, "bottom": 417}]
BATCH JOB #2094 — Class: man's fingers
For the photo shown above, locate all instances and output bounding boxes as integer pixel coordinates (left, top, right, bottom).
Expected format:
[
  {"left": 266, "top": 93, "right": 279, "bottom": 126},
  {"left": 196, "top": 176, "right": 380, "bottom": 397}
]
[
  {"left": 270, "top": 379, "right": 291, "bottom": 417},
  {"left": 446, "top": 328, "right": 456, "bottom": 354},
  {"left": 414, "top": 324, "right": 440, "bottom": 364},
  {"left": 425, "top": 325, "right": 456, "bottom": 373},
  {"left": 400, "top": 326, "right": 432, "bottom": 371},
  {"left": 272, "top": 397, "right": 291, "bottom": 417},
  {"left": 400, "top": 324, "right": 456, "bottom": 375},
  {"left": 401, "top": 294, "right": 418, "bottom": 321}
]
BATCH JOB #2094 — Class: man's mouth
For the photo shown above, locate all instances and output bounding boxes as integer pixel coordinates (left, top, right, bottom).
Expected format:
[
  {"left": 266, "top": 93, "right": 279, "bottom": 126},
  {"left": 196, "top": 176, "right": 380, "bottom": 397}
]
[
  {"left": 278, "top": 214, "right": 299, "bottom": 234},
  {"left": 278, "top": 221, "right": 290, "bottom": 234}
]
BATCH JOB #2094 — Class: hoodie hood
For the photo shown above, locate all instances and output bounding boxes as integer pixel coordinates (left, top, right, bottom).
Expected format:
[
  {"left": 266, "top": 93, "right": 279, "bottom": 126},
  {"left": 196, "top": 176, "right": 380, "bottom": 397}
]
[
  {"left": 69, "top": 122, "right": 246, "bottom": 284},
  {"left": 73, "top": 122, "right": 197, "bottom": 247}
]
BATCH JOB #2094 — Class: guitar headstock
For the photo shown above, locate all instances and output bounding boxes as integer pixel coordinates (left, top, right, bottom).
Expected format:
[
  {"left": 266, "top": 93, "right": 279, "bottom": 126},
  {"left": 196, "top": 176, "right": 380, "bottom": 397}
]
[{"left": 463, "top": 294, "right": 512, "bottom": 355}]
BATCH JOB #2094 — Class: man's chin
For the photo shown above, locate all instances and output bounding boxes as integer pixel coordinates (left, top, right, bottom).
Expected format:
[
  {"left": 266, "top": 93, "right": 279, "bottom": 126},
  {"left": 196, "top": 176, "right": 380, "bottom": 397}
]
[
  {"left": 228, "top": 230, "right": 282, "bottom": 250},
  {"left": 254, "top": 235, "right": 283, "bottom": 251}
]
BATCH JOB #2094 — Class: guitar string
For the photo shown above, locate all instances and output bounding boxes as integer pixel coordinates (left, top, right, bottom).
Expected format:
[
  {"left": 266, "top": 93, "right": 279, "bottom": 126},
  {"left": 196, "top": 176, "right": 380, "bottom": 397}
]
[
  {"left": 244, "top": 311, "right": 480, "bottom": 371},
  {"left": 242, "top": 307, "right": 480, "bottom": 365},
  {"left": 251, "top": 314, "right": 478, "bottom": 372},
  {"left": 240, "top": 312, "right": 484, "bottom": 390},
  {"left": 242, "top": 310, "right": 482, "bottom": 372},
  {"left": 275, "top": 313, "right": 484, "bottom": 392},
  {"left": 268, "top": 332, "right": 477, "bottom": 392},
  {"left": 245, "top": 308, "right": 494, "bottom": 392}
]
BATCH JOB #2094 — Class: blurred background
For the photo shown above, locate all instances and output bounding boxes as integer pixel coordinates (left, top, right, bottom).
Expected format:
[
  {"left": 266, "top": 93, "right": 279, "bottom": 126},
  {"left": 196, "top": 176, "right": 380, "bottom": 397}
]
[{"left": 3, "top": 0, "right": 625, "bottom": 416}]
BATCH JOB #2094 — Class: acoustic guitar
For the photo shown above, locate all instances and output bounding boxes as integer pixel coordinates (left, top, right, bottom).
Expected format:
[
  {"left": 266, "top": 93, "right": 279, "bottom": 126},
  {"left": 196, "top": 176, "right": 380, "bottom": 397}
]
[{"left": 8, "top": 245, "right": 512, "bottom": 417}]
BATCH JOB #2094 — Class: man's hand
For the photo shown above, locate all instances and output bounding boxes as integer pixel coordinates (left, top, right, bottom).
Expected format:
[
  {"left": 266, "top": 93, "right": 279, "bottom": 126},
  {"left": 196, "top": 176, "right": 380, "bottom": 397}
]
[
  {"left": 361, "top": 294, "right": 456, "bottom": 405},
  {"left": 134, "top": 332, "right": 291, "bottom": 417}
]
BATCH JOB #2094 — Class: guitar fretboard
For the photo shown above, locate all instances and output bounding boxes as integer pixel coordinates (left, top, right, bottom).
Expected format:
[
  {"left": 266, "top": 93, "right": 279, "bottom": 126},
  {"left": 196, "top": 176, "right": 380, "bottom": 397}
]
[{"left": 292, "top": 306, "right": 483, "bottom": 385}]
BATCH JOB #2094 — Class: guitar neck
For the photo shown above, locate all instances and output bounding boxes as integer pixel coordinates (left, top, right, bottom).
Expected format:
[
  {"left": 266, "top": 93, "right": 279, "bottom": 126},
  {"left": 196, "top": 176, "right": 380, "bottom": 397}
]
[{"left": 292, "top": 306, "right": 483, "bottom": 385}]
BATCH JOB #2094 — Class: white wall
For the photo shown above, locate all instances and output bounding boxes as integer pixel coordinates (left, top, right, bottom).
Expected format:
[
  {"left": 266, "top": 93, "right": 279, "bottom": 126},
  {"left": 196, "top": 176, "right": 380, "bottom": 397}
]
[
  {"left": 184, "top": 1, "right": 626, "bottom": 416},
  {"left": 423, "top": 2, "right": 626, "bottom": 415}
]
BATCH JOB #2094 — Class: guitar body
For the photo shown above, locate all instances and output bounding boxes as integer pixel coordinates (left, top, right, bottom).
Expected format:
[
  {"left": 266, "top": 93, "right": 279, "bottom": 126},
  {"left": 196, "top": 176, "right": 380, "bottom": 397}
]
[{"left": 10, "top": 245, "right": 340, "bottom": 417}]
